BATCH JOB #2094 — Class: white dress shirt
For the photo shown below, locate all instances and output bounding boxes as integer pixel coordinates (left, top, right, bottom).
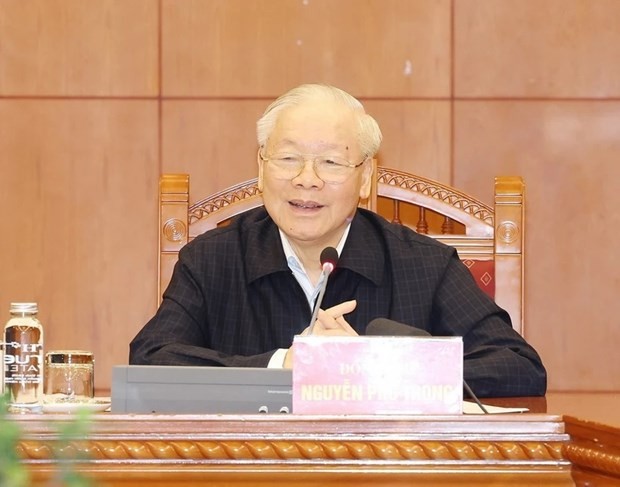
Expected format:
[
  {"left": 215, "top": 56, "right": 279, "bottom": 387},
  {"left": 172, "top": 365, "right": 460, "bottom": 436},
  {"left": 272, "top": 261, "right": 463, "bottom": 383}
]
[{"left": 267, "top": 224, "right": 351, "bottom": 368}]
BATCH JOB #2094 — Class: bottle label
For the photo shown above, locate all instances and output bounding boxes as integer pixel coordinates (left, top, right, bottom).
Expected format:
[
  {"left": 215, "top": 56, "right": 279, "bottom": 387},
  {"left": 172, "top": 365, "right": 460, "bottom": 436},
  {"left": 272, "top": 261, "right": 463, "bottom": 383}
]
[
  {"left": 4, "top": 343, "right": 43, "bottom": 383},
  {"left": 4, "top": 325, "right": 43, "bottom": 385}
]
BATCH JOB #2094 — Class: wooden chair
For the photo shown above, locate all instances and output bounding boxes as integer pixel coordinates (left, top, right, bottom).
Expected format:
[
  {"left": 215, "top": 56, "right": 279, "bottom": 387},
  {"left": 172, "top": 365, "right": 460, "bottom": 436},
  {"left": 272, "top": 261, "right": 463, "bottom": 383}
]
[{"left": 159, "top": 167, "right": 525, "bottom": 335}]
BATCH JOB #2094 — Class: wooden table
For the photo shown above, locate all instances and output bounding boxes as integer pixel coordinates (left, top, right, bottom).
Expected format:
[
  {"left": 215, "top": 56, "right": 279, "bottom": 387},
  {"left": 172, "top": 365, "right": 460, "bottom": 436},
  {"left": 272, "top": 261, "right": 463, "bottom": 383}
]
[{"left": 9, "top": 396, "right": 620, "bottom": 486}]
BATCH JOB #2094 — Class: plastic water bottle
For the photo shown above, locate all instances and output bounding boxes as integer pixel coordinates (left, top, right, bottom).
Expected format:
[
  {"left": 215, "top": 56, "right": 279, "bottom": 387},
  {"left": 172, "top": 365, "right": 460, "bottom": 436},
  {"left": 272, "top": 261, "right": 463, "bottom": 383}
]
[{"left": 3, "top": 302, "right": 44, "bottom": 409}]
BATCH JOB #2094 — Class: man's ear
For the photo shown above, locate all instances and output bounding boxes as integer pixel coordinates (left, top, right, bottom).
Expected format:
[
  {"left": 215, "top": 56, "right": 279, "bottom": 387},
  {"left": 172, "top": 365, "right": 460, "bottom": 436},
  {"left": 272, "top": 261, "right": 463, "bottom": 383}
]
[
  {"left": 359, "top": 158, "right": 374, "bottom": 200},
  {"left": 257, "top": 148, "right": 264, "bottom": 191}
]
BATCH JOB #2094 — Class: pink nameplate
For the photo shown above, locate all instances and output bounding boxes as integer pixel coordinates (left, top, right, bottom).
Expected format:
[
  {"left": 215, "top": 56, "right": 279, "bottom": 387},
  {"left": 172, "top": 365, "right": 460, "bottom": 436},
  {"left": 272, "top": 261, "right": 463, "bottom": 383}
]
[{"left": 293, "top": 336, "right": 463, "bottom": 415}]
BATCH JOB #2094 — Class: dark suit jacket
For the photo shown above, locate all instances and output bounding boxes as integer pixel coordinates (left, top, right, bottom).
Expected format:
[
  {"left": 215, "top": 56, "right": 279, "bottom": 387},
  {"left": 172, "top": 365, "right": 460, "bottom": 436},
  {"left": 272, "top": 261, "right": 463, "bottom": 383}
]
[{"left": 130, "top": 207, "right": 546, "bottom": 397}]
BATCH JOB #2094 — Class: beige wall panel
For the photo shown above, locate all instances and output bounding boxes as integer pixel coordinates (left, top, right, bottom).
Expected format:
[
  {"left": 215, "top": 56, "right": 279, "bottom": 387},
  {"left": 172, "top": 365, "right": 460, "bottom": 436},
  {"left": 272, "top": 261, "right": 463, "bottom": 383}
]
[
  {"left": 365, "top": 100, "right": 451, "bottom": 182},
  {"left": 0, "top": 0, "right": 158, "bottom": 96},
  {"left": 0, "top": 100, "right": 159, "bottom": 392},
  {"left": 453, "top": 101, "right": 620, "bottom": 391},
  {"left": 162, "top": 100, "right": 267, "bottom": 203},
  {"left": 455, "top": 0, "right": 620, "bottom": 97},
  {"left": 162, "top": 0, "right": 450, "bottom": 97}
]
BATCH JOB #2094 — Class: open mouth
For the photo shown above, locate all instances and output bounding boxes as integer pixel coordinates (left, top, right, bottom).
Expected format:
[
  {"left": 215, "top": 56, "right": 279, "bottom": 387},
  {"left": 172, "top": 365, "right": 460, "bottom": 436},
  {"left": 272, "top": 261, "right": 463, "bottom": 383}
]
[{"left": 289, "top": 200, "right": 324, "bottom": 210}]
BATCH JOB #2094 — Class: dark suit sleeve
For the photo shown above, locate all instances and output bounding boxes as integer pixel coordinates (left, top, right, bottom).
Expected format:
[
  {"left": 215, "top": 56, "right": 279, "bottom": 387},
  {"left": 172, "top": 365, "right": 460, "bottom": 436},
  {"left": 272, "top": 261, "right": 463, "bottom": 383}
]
[
  {"left": 431, "top": 253, "right": 547, "bottom": 398},
  {"left": 129, "top": 252, "right": 276, "bottom": 368}
]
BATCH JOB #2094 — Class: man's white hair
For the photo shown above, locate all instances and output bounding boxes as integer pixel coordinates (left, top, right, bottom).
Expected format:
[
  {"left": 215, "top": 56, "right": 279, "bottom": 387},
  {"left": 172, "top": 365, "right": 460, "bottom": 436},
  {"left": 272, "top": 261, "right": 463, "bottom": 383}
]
[{"left": 256, "top": 84, "right": 382, "bottom": 158}]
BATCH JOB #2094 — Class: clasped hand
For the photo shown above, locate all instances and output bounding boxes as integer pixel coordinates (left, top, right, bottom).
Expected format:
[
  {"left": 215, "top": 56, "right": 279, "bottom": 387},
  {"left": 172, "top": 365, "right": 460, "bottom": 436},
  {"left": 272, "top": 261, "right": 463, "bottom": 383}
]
[{"left": 283, "top": 300, "right": 358, "bottom": 368}]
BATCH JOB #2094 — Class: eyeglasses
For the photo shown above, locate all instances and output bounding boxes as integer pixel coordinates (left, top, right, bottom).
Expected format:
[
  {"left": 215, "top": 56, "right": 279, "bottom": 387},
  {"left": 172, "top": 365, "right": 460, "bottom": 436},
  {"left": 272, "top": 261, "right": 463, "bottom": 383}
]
[{"left": 259, "top": 152, "right": 366, "bottom": 184}]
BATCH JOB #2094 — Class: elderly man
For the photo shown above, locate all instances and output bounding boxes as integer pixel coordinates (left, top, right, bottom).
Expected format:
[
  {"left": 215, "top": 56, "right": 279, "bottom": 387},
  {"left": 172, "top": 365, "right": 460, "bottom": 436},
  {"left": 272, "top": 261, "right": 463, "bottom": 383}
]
[{"left": 130, "top": 84, "right": 546, "bottom": 397}]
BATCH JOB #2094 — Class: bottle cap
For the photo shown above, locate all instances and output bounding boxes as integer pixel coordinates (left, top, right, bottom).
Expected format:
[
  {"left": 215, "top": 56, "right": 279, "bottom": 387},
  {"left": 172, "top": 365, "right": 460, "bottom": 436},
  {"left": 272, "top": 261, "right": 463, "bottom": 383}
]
[{"left": 10, "top": 302, "right": 38, "bottom": 314}]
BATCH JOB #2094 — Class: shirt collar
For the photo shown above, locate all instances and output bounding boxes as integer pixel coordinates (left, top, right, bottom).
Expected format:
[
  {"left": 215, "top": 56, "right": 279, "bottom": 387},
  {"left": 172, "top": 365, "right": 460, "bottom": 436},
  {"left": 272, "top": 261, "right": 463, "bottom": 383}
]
[
  {"left": 278, "top": 223, "right": 351, "bottom": 274},
  {"left": 244, "top": 208, "right": 385, "bottom": 286}
]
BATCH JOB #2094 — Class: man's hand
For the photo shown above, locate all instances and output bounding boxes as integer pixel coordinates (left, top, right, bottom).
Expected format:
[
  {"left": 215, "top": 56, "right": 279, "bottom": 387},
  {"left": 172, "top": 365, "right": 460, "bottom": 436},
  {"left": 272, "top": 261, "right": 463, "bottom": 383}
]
[
  {"left": 310, "top": 300, "right": 358, "bottom": 336},
  {"left": 283, "top": 300, "right": 358, "bottom": 368}
]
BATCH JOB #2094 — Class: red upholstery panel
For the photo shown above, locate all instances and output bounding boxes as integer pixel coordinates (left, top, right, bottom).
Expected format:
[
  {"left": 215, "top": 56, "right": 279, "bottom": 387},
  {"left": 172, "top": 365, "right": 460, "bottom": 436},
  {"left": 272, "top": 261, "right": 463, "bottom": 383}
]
[{"left": 461, "top": 259, "right": 495, "bottom": 299}]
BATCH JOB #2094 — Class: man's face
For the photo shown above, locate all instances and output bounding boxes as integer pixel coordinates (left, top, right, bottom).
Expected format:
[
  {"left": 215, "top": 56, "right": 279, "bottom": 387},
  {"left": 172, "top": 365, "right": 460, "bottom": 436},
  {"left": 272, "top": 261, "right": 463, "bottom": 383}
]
[{"left": 258, "top": 101, "right": 372, "bottom": 251}]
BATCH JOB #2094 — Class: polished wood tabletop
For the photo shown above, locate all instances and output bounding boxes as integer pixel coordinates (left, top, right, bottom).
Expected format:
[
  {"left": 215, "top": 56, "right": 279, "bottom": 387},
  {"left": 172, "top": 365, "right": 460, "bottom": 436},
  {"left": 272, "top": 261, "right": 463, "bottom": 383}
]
[
  {"left": 471, "top": 391, "right": 620, "bottom": 428},
  {"left": 546, "top": 391, "right": 620, "bottom": 428}
]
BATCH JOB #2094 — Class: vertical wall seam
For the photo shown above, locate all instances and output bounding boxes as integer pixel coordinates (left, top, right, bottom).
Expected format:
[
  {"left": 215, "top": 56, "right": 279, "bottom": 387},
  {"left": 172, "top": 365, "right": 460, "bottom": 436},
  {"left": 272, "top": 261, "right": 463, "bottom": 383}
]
[{"left": 449, "top": 0, "right": 456, "bottom": 186}]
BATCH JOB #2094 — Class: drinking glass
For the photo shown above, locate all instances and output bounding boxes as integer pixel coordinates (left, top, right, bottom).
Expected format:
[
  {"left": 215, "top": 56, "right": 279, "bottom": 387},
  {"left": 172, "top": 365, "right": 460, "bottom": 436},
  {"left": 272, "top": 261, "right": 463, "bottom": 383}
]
[{"left": 44, "top": 350, "right": 94, "bottom": 403}]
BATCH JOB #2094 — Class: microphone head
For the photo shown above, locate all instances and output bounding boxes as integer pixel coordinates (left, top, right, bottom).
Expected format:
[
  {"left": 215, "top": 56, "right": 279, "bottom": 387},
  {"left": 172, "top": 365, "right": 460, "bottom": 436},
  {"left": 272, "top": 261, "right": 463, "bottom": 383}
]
[
  {"left": 320, "top": 246, "right": 339, "bottom": 274},
  {"left": 366, "top": 318, "right": 431, "bottom": 337}
]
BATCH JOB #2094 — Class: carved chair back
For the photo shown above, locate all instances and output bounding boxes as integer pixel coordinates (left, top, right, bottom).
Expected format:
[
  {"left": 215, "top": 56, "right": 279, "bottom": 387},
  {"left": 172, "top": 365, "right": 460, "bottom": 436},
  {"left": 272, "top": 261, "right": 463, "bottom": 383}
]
[{"left": 159, "top": 167, "right": 525, "bottom": 335}]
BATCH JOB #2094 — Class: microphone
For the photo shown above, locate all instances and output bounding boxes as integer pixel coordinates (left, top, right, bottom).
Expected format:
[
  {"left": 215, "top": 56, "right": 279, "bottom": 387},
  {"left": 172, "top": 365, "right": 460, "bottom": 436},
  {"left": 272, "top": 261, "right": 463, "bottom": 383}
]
[
  {"left": 365, "top": 318, "right": 489, "bottom": 414},
  {"left": 306, "top": 247, "right": 339, "bottom": 335}
]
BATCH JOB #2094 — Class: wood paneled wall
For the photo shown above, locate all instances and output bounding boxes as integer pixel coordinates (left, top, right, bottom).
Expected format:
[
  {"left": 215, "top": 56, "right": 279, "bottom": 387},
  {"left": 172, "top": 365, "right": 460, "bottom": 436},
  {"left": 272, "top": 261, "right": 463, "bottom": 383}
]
[{"left": 1, "top": 0, "right": 618, "bottom": 393}]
